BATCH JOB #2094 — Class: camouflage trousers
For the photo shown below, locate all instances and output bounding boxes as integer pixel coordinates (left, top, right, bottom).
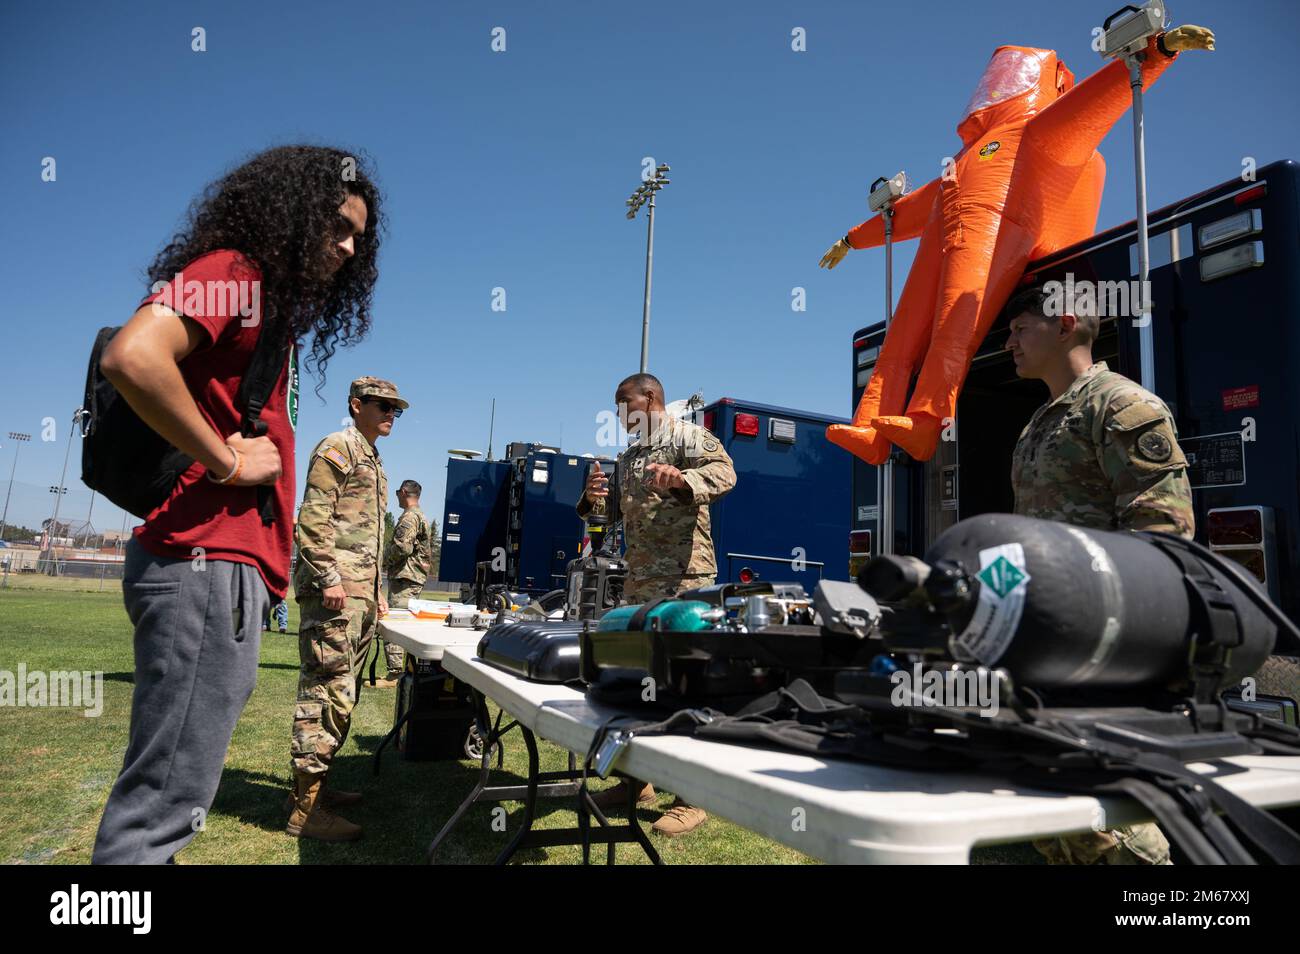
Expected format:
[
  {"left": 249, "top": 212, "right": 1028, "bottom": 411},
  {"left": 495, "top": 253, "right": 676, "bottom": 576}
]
[
  {"left": 385, "top": 579, "right": 424, "bottom": 676},
  {"left": 1033, "top": 822, "right": 1172, "bottom": 865},
  {"left": 623, "top": 574, "right": 714, "bottom": 605},
  {"left": 290, "top": 593, "right": 378, "bottom": 776}
]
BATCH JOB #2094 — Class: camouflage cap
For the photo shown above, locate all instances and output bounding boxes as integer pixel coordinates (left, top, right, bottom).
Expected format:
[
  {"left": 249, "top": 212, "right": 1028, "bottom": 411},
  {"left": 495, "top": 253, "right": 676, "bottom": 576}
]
[{"left": 349, "top": 376, "right": 409, "bottom": 409}]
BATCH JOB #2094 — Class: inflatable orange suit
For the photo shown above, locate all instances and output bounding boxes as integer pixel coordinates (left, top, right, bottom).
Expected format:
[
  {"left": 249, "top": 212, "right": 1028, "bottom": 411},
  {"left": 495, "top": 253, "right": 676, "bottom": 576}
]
[{"left": 822, "top": 26, "right": 1214, "bottom": 465}]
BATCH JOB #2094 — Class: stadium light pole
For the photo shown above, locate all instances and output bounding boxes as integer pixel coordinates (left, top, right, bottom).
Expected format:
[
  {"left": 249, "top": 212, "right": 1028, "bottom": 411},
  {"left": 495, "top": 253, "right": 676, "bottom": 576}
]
[
  {"left": 0, "top": 431, "right": 31, "bottom": 543},
  {"left": 43, "top": 408, "right": 85, "bottom": 568},
  {"left": 626, "top": 163, "right": 671, "bottom": 373}
]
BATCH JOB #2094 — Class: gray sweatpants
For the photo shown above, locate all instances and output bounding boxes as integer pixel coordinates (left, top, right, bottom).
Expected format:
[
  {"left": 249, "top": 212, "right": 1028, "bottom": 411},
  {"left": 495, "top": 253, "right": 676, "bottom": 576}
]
[{"left": 92, "top": 539, "right": 270, "bottom": 864}]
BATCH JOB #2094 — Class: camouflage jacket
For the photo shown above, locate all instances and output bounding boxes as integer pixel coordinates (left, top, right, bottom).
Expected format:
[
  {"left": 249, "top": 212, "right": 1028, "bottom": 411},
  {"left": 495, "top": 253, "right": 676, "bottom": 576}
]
[
  {"left": 385, "top": 506, "right": 432, "bottom": 585},
  {"left": 579, "top": 415, "right": 737, "bottom": 586},
  {"left": 1011, "top": 362, "right": 1194, "bottom": 537},
  {"left": 293, "top": 425, "right": 388, "bottom": 600}
]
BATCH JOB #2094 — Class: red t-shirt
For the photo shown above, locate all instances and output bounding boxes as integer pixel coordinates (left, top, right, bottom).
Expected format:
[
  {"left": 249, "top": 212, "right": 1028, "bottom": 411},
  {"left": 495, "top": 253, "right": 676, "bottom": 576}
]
[{"left": 133, "top": 249, "right": 298, "bottom": 598}]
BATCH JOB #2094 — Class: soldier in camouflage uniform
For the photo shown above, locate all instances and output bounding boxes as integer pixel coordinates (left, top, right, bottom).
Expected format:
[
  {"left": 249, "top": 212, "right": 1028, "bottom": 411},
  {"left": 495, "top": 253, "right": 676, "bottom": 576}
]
[
  {"left": 286, "top": 377, "right": 406, "bottom": 842},
  {"left": 578, "top": 381, "right": 736, "bottom": 603},
  {"left": 379, "top": 478, "right": 433, "bottom": 684},
  {"left": 1005, "top": 286, "right": 1192, "bottom": 865},
  {"left": 577, "top": 372, "right": 736, "bottom": 836}
]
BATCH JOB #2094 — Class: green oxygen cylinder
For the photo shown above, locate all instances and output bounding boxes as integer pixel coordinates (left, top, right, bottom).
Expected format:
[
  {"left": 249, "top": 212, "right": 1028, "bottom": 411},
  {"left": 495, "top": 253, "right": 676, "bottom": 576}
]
[{"left": 596, "top": 600, "right": 714, "bottom": 632}]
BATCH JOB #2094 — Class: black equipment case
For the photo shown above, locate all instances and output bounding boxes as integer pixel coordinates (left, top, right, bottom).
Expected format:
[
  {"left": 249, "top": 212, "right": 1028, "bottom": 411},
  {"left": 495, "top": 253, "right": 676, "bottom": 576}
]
[
  {"left": 477, "top": 619, "right": 584, "bottom": 683},
  {"left": 393, "top": 654, "right": 477, "bottom": 760}
]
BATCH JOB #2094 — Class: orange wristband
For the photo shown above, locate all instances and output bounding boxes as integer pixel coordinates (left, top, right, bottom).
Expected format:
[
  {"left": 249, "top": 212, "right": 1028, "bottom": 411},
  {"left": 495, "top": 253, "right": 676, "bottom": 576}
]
[{"left": 209, "top": 447, "right": 244, "bottom": 485}]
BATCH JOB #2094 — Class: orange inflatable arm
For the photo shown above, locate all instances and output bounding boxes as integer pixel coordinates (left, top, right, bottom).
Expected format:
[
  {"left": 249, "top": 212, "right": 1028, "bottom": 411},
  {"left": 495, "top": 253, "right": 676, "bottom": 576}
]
[
  {"left": 1027, "top": 35, "right": 1178, "bottom": 166},
  {"left": 845, "top": 175, "right": 940, "bottom": 249}
]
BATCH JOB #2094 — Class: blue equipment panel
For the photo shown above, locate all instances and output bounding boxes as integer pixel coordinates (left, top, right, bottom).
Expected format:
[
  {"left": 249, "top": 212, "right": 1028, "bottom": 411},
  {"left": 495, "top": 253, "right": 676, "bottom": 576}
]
[
  {"left": 439, "top": 458, "right": 511, "bottom": 585},
  {"left": 698, "top": 398, "right": 852, "bottom": 592}
]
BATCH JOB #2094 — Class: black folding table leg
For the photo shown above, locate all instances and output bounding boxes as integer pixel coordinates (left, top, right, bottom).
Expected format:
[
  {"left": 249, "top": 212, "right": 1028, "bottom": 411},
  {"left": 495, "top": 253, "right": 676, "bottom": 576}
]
[
  {"left": 493, "top": 726, "right": 542, "bottom": 865},
  {"left": 625, "top": 778, "right": 662, "bottom": 865},
  {"left": 425, "top": 693, "right": 503, "bottom": 863},
  {"left": 371, "top": 708, "right": 412, "bottom": 776}
]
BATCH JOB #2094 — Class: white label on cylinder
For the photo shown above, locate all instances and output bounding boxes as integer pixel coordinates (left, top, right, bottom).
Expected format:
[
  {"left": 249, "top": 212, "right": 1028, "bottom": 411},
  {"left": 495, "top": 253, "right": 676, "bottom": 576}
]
[{"left": 952, "top": 543, "right": 1031, "bottom": 666}]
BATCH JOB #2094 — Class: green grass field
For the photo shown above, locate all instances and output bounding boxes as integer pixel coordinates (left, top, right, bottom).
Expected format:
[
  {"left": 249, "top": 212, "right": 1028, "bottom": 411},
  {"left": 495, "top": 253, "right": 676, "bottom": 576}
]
[{"left": 0, "top": 587, "right": 1038, "bottom": 864}]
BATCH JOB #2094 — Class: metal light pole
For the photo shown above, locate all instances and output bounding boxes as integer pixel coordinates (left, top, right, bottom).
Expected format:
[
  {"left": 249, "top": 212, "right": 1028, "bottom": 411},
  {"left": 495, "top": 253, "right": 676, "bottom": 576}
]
[
  {"left": 1101, "top": 1, "right": 1167, "bottom": 392},
  {"left": 1127, "top": 55, "right": 1156, "bottom": 391},
  {"left": 868, "top": 172, "right": 908, "bottom": 556},
  {"left": 82, "top": 490, "right": 96, "bottom": 548},
  {"left": 0, "top": 431, "right": 31, "bottom": 542},
  {"left": 44, "top": 408, "right": 85, "bottom": 570},
  {"left": 627, "top": 164, "right": 671, "bottom": 373}
]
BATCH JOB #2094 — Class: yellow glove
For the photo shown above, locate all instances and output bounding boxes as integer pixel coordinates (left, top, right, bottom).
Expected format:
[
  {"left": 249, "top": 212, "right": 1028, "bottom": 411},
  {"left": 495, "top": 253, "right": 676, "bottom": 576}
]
[
  {"left": 1162, "top": 24, "right": 1215, "bottom": 52},
  {"left": 819, "top": 238, "right": 851, "bottom": 270}
]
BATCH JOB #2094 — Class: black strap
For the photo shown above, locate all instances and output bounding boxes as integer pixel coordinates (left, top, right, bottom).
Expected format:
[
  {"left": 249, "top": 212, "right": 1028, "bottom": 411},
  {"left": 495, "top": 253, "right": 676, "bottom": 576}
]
[
  {"left": 627, "top": 597, "right": 671, "bottom": 632},
  {"left": 235, "top": 328, "right": 291, "bottom": 527}
]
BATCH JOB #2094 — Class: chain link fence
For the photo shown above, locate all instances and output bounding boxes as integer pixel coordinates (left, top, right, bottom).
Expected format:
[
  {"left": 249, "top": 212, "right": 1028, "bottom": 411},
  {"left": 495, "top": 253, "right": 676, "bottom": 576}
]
[
  {"left": 0, "top": 555, "right": 456, "bottom": 597},
  {"left": 0, "top": 557, "right": 126, "bottom": 592}
]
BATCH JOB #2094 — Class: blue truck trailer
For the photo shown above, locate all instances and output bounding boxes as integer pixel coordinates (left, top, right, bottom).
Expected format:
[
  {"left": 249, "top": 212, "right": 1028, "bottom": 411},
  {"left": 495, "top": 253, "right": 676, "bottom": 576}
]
[
  {"left": 440, "top": 443, "right": 615, "bottom": 600},
  {"left": 694, "top": 397, "right": 850, "bottom": 593},
  {"left": 438, "top": 399, "right": 852, "bottom": 601}
]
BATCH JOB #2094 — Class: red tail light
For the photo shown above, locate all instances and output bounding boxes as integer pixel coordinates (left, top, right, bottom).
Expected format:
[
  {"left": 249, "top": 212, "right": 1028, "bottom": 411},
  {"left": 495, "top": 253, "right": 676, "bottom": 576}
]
[
  {"left": 1207, "top": 506, "right": 1273, "bottom": 589},
  {"left": 1234, "top": 185, "right": 1267, "bottom": 206},
  {"left": 1217, "top": 548, "right": 1267, "bottom": 582},
  {"left": 1207, "top": 508, "right": 1263, "bottom": 546},
  {"left": 702, "top": 410, "right": 716, "bottom": 434},
  {"left": 849, "top": 530, "right": 872, "bottom": 554},
  {"left": 734, "top": 413, "right": 759, "bottom": 437},
  {"left": 738, "top": 567, "right": 755, "bottom": 583}
]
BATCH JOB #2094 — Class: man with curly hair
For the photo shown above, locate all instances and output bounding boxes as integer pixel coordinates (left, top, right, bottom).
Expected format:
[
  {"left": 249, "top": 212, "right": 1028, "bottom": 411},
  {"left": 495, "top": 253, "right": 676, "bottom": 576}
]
[{"left": 92, "top": 145, "right": 384, "bottom": 864}]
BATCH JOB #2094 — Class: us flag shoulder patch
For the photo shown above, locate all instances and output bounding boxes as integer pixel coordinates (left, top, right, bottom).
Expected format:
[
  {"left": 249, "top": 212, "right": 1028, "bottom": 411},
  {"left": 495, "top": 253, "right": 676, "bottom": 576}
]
[{"left": 321, "top": 446, "right": 350, "bottom": 471}]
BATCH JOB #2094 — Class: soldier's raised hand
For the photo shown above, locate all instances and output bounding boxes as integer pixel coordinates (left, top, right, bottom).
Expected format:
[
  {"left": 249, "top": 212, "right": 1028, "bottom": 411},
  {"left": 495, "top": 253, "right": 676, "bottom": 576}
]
[
  {"left": 584, "top": 461, "right": 609, "bottom": 503},
  {"left": 1162, "top": 25, "right": 1215, "bottom": 52}
]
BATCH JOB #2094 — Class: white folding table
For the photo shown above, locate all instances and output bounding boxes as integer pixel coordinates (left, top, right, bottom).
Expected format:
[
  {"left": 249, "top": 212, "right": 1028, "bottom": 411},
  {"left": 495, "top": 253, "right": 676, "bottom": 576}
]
[{"left": 437, "top": 645, "right": 1300, "bottom": 865}]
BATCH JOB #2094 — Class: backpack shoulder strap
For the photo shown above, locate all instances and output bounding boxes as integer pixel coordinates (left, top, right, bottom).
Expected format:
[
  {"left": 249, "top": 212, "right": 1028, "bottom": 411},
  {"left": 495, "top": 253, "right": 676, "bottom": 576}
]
[
  {"left": 235, "top": 325, "right": 290, "bottom": 526},
  {"left": 236, "top": 324, "right": 289, "bottom": 435}
]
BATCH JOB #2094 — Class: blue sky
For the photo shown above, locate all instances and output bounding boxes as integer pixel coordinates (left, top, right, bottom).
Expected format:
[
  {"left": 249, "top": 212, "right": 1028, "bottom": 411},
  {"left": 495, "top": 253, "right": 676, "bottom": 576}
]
[{"left": 2, "top": 0, "right": 1297, "bottom": 537}]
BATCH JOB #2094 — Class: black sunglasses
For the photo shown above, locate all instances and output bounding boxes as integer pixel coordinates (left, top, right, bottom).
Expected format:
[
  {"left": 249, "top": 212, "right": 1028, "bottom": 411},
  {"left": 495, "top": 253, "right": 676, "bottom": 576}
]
[{"left": 361, "top": 396, "right": 403, "bottom": 417}]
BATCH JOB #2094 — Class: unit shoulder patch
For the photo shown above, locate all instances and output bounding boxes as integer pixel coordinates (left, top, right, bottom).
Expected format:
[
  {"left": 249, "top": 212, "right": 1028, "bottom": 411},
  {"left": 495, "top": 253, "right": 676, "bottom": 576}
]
[{"left": 1136, "top": 429, "right": 1173, "bottom": 463}]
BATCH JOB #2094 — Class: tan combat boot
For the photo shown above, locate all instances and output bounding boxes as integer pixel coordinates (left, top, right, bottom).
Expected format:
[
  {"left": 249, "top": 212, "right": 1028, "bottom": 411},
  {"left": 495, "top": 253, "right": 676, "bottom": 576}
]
[
  {"left": 651, "top": 799, "right": 708, "bottom": 837},
  {"left": 588, "top": 779, "right": 657, "bottom": 812},
  {"left": 282, "top": 775, "right": 362, "bottom": 813},
  {"left": 285, "top": 772, "right": 363, "bottom": 841}
]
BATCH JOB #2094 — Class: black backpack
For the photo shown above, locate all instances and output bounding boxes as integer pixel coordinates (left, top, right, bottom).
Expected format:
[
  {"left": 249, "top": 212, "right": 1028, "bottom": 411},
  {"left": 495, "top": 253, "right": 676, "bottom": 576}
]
[{"left": 81, "top": 321, "right": 289, "bottom": 523}]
